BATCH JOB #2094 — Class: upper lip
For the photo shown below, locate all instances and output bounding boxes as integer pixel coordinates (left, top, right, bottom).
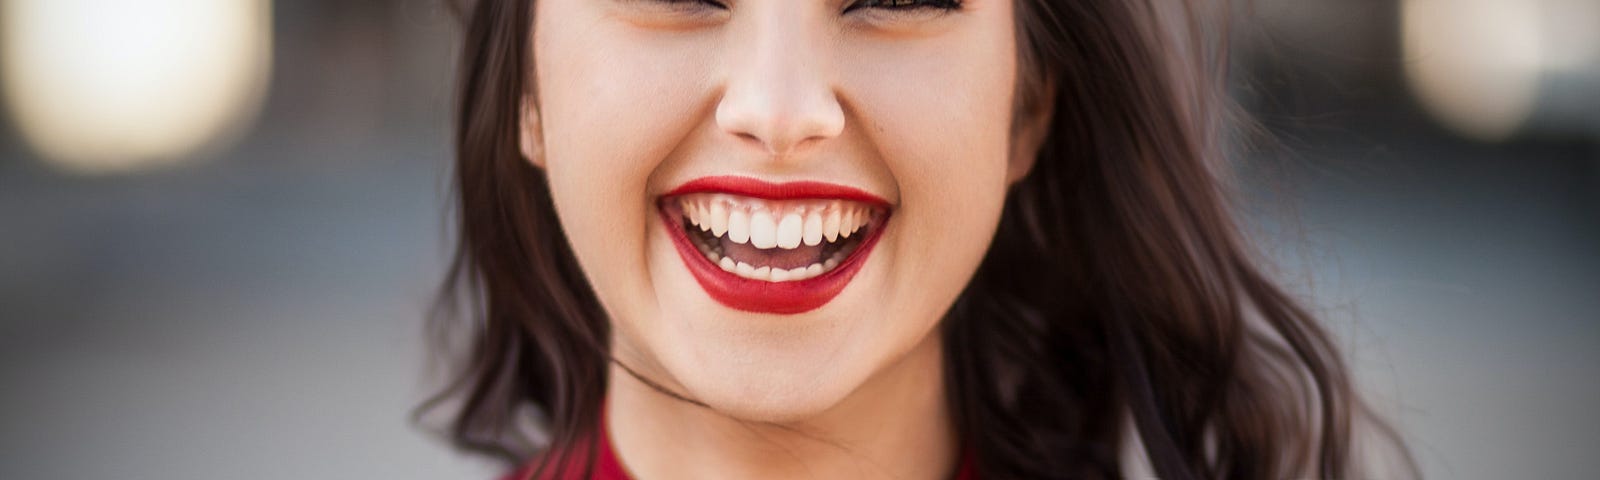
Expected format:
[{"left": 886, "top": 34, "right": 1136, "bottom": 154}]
[{"left": 662, "top": 175, "right": 891, "bottom": 206}]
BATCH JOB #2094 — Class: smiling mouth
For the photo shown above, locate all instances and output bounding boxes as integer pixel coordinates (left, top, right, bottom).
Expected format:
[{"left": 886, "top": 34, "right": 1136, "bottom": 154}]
[
  {"left": 659, "top": 177, "right": 891, "bottom": 315},
  {"left": 671, "top": 194, "right": 882, "bottom": 282}
]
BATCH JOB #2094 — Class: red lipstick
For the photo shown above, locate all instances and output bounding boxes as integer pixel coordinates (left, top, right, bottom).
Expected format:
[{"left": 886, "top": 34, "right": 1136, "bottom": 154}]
[
  {"left": 664, "top": 176, "right": 889, "bottom": 204},
  {"left": 660, "top": 176, "right": 891, "bottom": 315}
]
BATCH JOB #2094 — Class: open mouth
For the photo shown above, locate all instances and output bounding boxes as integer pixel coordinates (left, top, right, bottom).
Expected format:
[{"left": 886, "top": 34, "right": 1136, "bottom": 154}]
[{"left": 659, "top": 177, "right": 891, "bottom": 314}]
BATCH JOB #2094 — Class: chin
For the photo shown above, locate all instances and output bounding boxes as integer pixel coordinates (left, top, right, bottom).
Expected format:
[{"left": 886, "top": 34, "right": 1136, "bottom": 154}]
[
  {"left": 656, "top": 315, "right": 889, "bottom": 422},
  {"left": 689, "top": 375, "right": 859, "bottom": 424}
]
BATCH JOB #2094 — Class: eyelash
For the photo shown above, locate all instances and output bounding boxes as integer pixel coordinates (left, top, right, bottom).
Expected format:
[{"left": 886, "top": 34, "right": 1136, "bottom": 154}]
[
  {"left": 656, "top": 0, "right": 964, "bottom": 13},
  {"left": 844, "top": 0, "right": 963, "bottom": 13}
]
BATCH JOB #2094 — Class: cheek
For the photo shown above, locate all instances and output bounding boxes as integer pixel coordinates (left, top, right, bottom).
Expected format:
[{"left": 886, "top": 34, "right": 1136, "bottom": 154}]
[
  {"left": 840, "top": 24, "right": 1019, "bottom": 315},
  {"left": 532, "top": 9, "right": 713, "bottom": 319}
]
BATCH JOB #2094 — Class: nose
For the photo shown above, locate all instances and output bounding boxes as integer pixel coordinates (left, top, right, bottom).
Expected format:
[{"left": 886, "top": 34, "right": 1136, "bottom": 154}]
[{"left": 714, "top": 12, "right": 845, "bottom": 157}]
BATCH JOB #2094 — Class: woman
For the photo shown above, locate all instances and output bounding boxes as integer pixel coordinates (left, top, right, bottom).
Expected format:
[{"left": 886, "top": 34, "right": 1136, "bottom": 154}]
[{"left": 424, "top": 0, "right": 1411, "bottom": 478}]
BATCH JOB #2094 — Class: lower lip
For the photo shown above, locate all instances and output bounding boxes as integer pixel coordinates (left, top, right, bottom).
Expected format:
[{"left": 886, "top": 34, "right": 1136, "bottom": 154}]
[{"left": 659, "top": 207, "right": 888, "bottom": 315}]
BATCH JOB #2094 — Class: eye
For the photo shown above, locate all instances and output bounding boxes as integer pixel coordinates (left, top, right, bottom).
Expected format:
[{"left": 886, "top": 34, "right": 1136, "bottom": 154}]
[
  {"left": 618, "top": 0, "right": 731, "bottom": 26},
  {"left": 631, "top": 0, "right": 728, "bottom": 12},
  {"left": 843, "top": 0, "right": 964, "bottom": 14}
]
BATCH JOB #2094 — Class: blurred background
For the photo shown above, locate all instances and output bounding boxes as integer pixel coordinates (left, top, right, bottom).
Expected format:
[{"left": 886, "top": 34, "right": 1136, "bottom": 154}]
[{"left": 0, "top": 0, "right": 1594, "bottom": 478}]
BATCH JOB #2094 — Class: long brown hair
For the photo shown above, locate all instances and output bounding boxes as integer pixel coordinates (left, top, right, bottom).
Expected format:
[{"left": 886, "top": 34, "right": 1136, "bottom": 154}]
[{"left": 423, "top": 0, "right": 1411, "bottom": 478}]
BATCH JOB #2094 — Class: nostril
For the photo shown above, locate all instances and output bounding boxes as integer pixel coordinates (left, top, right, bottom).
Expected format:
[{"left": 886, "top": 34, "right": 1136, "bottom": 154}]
[{"left": 714, "top": 82, "right": 844, "bottom": 157}]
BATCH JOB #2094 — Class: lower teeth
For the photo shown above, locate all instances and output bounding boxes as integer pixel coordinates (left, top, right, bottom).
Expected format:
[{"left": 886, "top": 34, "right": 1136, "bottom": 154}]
[
  {"left": 690, "top": 224, "right": 860, "bottom": 283},
  {"left": 707, "top": 249, "right": 847, "bottom": 283}
]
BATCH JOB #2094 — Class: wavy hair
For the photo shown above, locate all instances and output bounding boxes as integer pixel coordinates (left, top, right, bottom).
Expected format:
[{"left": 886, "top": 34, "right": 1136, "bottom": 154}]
[{"left": 421, "top": 0, "right": 1412, "bottom": 478}]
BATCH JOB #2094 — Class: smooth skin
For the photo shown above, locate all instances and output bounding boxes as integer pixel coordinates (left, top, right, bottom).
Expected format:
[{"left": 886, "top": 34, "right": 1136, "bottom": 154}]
[{"left": 521, "top": 0, "right": 1051, "bottom": 478}]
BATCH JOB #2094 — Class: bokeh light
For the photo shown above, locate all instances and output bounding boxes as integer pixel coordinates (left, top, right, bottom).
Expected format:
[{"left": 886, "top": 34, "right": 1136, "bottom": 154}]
[
  {"left": 1402, "top": 0, "right": 1544, "bottom": 142},
  {"left": 1, "top": 0, "right": 272, "bottom": 173}
]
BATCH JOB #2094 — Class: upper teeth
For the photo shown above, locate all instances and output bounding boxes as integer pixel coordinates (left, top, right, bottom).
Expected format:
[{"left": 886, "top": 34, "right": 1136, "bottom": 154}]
[{"left": 678, "top": 194, "right": 872, "bottom": 249}]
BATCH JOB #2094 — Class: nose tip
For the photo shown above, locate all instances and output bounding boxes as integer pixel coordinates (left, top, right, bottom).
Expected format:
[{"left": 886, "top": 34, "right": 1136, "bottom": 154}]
[{"left": 715, "top": 88, "right": 845, "bottom": 155}]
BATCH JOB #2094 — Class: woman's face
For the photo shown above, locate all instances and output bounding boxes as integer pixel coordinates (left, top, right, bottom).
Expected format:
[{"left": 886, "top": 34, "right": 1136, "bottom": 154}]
[{"left": 527, "top": 0, "right": 1041, "bottom": 420}]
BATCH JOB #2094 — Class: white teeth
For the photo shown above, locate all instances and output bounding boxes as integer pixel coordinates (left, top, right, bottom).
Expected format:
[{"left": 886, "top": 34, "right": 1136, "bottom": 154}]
[
  {"left": 712, "top": 260, "right": 830, "bottom": 282},
  {"left": 728, "top": 209, "right": 750, "bottom": 244},
  {"left": 683, "top": 199, "right": 699, "bottom": 226},
  {"left": 680, "top": 195, "right": 881, "bottom": 282},
  {"left": 675, "top": 191, "right": 883, "bottom": 284},
  {"left": 823, "top": 207, "right": 841, "bottom": 242},
  {"left": 709, "top": 202, "right": 728, "bottom": 237},
  {"left": 681, "top": 195, "right": 875, "bottom": 246},
  {"left": 750, "top": 210, "right": 777, "bottom": 249},
  {"left": 802, "top": 211, "right": 822, "bottom": 246},
  {"left": 776, "top": 213, "right": 803, "bottom": 249},
  {"left": 699, "top": 235, "right": 846, "bottom": 283}
]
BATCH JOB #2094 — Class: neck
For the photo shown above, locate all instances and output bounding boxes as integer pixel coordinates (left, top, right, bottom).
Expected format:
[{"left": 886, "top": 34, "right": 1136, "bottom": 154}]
[{"left": 605, "top": 333, "right": 956, "bottom": 480}]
